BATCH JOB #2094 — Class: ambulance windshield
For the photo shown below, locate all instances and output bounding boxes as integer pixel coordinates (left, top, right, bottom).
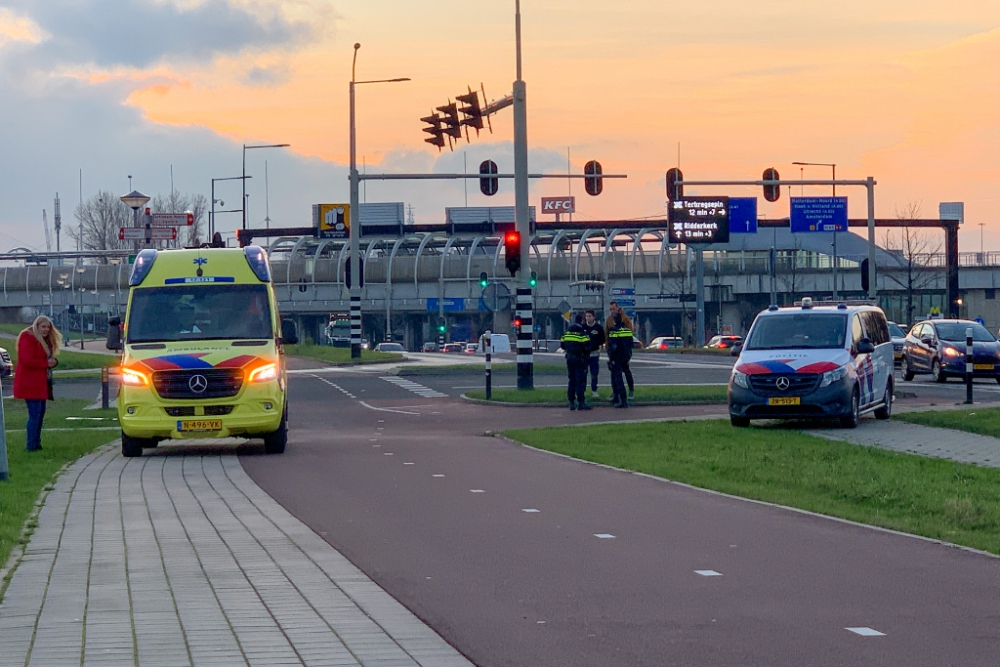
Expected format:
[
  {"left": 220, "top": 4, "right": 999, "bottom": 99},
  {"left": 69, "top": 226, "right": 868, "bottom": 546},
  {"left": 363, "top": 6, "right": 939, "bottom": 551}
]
[{"left": 127, "top": 284, "right": 272, "bottom": 343}]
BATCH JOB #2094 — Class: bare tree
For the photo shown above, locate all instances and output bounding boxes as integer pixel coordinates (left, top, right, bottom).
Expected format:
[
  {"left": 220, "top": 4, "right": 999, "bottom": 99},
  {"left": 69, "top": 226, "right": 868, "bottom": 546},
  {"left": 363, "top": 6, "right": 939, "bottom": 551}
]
[
  {"left": 150, "top": 190, "right": 208, "bottom": 247},
  {"left": 881, "top": 202, "right": 943, "bottom": 326},
  {"left": 777, "top": 237, "right": 804, "bottom": 304},
  {"left": 69, "top": 191, "right": 131, "bottom": 253}
]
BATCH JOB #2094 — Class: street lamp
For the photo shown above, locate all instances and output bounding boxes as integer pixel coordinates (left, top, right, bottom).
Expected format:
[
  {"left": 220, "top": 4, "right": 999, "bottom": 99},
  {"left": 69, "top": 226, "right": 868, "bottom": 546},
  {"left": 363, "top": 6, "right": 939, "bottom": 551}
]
[
  {"left": 791, "top": 162, "right": 837, "bottom": 298},
  {"left": 120, "top": 189, "right": 150, "bottom": 252},
  {"left": 349, "top": 42, "right": 410, "bottom": 359},
  {"left": 243, "top": 143, "right": 289, "bottom": 230},
  {"left": 211, "top": 175, "right": 252, "bottom": 241}
]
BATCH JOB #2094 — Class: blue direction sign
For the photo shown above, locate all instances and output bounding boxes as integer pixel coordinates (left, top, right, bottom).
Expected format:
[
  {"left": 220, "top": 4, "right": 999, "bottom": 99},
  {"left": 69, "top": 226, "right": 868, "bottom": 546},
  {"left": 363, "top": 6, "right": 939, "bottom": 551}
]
[
  {"left": 426, "top": 298, "right": 466, "bottom": 312},
  {"left": 610, "top": 287, "right": 635, "bottom": 297},
  {"left": 729, "top": 197, "right": 758, "bottom": 234},
  {"left": 790, "top": 197, "right": 848, "bottom": 233}
]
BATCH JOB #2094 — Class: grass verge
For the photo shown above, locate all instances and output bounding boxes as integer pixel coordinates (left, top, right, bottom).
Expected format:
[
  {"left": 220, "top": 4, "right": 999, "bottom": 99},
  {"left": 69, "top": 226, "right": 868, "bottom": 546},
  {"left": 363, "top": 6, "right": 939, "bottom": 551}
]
[
  {"left": 1, "top": 399, "right": 120, "bottom": 592},
  {"left": 285, "top": 342, "right": 401, "bottom": 365},
  {"left": 895, "top": 407, "right": 1000, "bottom": 438},
  {"left": 466, "top": 384, "right": 727, "bottom": 405},
  {"left": 505, "top": 419, "right": 1000, "bottom": 555}
]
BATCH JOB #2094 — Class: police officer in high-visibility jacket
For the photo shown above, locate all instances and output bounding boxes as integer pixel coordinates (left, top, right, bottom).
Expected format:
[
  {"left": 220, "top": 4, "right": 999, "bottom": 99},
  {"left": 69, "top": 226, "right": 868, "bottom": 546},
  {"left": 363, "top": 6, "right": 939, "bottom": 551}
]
[
  {"left": 607, "top": 313, "right": 634, "bottom": 408},
  {"left": 560, "top": 314, "right": 592, "bottom": 410}
]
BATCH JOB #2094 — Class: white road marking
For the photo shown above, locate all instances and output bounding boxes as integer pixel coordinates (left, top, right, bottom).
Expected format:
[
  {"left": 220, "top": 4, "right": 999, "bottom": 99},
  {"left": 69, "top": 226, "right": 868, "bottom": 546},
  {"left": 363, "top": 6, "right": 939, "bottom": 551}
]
[
  {"left": 358, "top": 401, "right": 420, "bottom": 415},
  {"left": 384, "top": 452, "right": 394, "bottom": 456},
  {"left": 404, "top": 462, "right": 415, "bottom": 465},
  {"left": 695, "top": 570, "right": 723, "bottom": 577},
  {"left": 594, "top": 534, "right": 616, "bottom": 539},
  {"left": 522, "top": 509, "right": 540, "bottom": 513},
  {"left": 433, "top": 474, "right": 445, "bottom": 478},
  {"left": 846, "top": 627, "right": 885, "bottom": 636},
  {"left": 470, "top": 489, "right": 485, "bottom": 493},
  {"left": 380, "top": 376, "right": 447, "bottom": 398}
]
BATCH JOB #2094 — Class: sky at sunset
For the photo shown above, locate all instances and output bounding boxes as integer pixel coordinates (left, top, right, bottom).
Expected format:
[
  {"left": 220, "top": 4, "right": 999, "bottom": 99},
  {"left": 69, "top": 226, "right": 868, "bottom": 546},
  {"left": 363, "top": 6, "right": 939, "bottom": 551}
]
[{"left": 0, "top": 0, "right": 998, "bottom": 254}]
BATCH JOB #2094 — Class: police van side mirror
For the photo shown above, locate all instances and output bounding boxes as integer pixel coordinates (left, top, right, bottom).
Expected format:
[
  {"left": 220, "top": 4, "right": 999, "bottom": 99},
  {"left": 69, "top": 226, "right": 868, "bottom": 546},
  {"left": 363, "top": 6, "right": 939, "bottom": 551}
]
[
  {"left": 730, "top": 344, "right": 743, "bottom": 357},
  {"left": 856, "top": 338, "right": 875, "bottom": 355},
  {"left": 106, "top": 316, "right": 122, "bottom": 351},
  {"left": 280, "top": 319, "right": 299, "bottom": 346}
]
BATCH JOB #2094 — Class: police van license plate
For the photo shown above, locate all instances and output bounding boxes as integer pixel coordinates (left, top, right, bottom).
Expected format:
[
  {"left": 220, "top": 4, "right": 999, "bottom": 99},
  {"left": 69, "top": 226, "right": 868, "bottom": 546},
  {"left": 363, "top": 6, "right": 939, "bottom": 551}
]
[
  {"left": 178, "top": 419, "right": 222, "bottom": 432},
  {"left": 974, "top": 363, "right": 994, "bottom": 371},
  {"left": 768, "top": 397, "right": 800, "bottom": 406}
]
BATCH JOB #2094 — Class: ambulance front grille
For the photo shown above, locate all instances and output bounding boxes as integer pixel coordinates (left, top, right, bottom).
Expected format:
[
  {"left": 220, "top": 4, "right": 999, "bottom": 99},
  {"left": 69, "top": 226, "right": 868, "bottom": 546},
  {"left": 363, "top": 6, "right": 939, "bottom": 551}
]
[{"left": 153, "top": 369, "right": 243, "bottom": 399}]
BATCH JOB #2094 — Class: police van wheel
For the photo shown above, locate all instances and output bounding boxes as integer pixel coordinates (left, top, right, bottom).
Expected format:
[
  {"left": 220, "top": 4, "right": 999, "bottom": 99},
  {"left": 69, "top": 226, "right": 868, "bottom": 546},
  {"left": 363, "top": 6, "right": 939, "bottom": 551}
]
[
  {"left": 874, "top": 381, "right": 892, "bottom": 420},
  {"left": 730, "top": 415, "right": 750, "bottom": 428},
  {"left": 840, "top": 388, "right": 861, "bottom": 429},
  {"left": 264, "top": 407, "right": 288, "bottom": 455},
  {"left": 121, "top": 432, "right": 147, "bottom": 458}
]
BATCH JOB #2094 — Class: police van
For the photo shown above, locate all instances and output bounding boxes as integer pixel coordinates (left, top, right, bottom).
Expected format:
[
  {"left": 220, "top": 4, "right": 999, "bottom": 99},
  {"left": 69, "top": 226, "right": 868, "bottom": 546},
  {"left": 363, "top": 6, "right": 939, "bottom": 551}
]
[
  {"left": 728, "top": 299, "right": 893, "bottom": 428},
  {"left": 108, "top": 246, "right": 297, "bottom": 457}
]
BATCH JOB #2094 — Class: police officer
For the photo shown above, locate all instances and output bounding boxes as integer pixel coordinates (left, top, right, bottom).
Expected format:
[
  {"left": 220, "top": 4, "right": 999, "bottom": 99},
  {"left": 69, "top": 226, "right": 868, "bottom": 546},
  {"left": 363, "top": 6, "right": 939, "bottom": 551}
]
[
  {"left": 606, "top": 301, "right": 635, "bottom": 400},
  {"left": 560, "top": 314, "right": 592, "bottom": 410},
  {"left": 582, "top": 309, "right": 605, "bottom": 400},
  {"left": 606, "top": 312, "right": 634, "bottom": 408}
]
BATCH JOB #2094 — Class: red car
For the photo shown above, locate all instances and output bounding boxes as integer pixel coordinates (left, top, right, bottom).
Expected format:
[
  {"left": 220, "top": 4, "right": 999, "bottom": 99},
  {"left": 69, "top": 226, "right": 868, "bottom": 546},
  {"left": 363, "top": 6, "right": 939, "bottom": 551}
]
[{"left": 705, "top": 335, "right": 743, "bottom": 349}]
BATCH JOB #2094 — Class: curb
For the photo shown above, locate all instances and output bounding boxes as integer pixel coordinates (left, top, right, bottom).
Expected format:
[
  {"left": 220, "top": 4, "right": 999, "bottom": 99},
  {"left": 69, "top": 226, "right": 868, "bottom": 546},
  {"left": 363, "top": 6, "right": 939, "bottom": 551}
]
[{"left": 460, "top": 393, "right": 725, "bottom": 408}]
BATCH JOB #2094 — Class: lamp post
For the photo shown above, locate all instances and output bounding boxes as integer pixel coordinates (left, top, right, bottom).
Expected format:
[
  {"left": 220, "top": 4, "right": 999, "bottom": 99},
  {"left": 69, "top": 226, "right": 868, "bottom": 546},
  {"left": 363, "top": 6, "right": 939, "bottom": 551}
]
[
  {"left": 120, "top": 189, "right": 150, "bottom": 253},
  {"left": 792, "top": 162, "right": 837, "bottom": 298},
  {"left": 211, "top": 176, "right": 252, "bottom": 241},
  {"left": 76, "top": 267, "right": 86, "bottom": 350},
  {"left": 349, "top": 43, "right": 410, "bottom": 359},
  {"left": 243, "top": 144, "right": 289, "bottom": 230}
]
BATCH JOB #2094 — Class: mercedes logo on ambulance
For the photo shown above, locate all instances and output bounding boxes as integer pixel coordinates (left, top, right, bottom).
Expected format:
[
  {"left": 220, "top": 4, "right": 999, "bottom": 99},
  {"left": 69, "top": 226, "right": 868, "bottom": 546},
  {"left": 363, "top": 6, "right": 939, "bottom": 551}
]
[
  {"left": 775, "top": 377, "right": 790, "bottom": 391},
  {"left": 189, "top": 375, "right": 208, "bottom": 393}
]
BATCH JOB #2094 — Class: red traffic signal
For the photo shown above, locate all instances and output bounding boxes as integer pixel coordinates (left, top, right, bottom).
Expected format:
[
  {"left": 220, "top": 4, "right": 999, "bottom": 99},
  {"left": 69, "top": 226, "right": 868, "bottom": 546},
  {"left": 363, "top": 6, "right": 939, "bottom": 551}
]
[
  {"left": 436, "top": 102, "right": 463, "bottom": 142},
  {"left": 480, "top": 160, "right": 498, "bottom": 196},
  {"left": 457, "top": 89, "right": 484, "bottom": 134},
  {"left": 763, "top": 167, "right": 781, "bottom": 202},
  {"left": 666, "top": 167, "right": 683, "bottom": 201},
  {"left": 421, "top": 113, "right": 446, "bottom": 149},
  {"left": 504, "top": 230, "right": 522, "bottom": 277},
  {"left": 584, "top": 160, "right": 603, "bottom": 196}
]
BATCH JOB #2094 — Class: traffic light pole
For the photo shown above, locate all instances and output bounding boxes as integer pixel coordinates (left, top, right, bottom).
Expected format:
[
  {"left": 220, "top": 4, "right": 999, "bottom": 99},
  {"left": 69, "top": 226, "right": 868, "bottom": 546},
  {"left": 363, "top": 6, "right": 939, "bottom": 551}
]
[
  {"left": 513, "top": 0, "right": 533, "bottom": 390},
  {"left": 349, "top": 70, "right": 362, "bottom": 359}
]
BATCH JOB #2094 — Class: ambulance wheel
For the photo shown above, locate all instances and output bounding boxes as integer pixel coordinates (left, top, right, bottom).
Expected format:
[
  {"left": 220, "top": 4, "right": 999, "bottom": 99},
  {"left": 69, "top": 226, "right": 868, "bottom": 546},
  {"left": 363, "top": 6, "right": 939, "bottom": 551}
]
[
  {"left": 121, "top": 432, "right": 149, "bottom": 458},
  {"left": 263, "top": 407, "right": 287, "bottom": 455},
  {"left": 839, "top": 387, "right": 861, "bottom": 429}
]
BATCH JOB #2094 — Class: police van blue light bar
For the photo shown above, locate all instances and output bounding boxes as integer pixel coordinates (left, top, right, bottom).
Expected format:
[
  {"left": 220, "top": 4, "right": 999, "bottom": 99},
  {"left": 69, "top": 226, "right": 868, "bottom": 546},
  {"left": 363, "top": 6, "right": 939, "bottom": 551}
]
[
  {"left": 243, "top": 245, "right": 271, "bottom": 282},
  {"left": 128, "top": 249, "right": 158, "bottom": 286}
]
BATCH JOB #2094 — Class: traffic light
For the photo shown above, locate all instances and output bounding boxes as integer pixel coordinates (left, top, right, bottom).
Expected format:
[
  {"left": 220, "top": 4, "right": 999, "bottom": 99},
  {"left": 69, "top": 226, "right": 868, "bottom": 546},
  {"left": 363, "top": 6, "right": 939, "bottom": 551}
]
[
  {"left": 479, "top": 271, "right": 489, "bottom": 288},
  {"left": 513, "top": 316, "right": 523, "bottom": 330},
  {"left": 504, "top": 230, "right": 522, "bottom": 277},
  {"left": 421, "top": 113, "right": 445, "bottom": 150},
  {"left": 528, "top": 271, "right": 537, "bottom": 288},
  {"left": 763, "top": 167, "right": 781, "bottom": 202},
  {"left": 480, "top": 160, "right": 498, "bottom": 196},
  {"left": 437, "top": 318, "right": 447, "bottom": 334},
  {"left": 666, "top": 167, "right": 683, "bottom": 201},
  {"left": 584, "top": 160, "right": 603, "bottom": 196},
  {"left": 860, "top": 258, "right": 870, "bottom": 293},
  {"left": 436, "top": 102, "right": 463, "bottom": 144},
  {"left": 457, "top": 89, "right": 484, "bottom": 136}
]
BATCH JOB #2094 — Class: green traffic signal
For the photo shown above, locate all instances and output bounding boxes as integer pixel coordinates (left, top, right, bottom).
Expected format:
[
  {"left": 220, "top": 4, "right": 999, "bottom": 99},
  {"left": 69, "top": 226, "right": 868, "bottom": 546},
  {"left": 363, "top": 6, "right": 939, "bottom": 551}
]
[
  {"left": 529, "top": 271, "right": 537, "bottom": 287},
  {"left": 479, "top": 271, "right": 489, "bottom": 288}
]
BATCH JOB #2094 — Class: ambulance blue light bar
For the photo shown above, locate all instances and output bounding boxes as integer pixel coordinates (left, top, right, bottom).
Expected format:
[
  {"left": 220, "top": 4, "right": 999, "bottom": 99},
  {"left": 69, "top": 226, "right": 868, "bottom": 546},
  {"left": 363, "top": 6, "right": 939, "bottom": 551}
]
[
  {"left": 243, "top": 245, "right": 271, "bottom": 282},
  {"left": 129, "top": 249, "right": 158, "bottom": 286}
]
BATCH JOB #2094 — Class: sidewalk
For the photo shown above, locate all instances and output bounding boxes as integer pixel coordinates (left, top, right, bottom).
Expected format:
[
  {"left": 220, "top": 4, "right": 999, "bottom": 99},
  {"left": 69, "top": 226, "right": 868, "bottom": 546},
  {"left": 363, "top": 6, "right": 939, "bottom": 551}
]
[
  {"left": 812, "top": 418, "right": 1000, "bottom": 467},
  {"left": 0, "top": 444, "right": 471, "bottom": 667}
]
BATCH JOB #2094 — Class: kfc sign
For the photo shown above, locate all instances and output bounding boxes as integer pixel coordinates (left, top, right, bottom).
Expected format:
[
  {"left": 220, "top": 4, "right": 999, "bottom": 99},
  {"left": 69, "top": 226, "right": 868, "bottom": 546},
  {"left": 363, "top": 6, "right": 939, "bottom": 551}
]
[{"left": 541, "top": 197, "right": 576, "bottom": 214}]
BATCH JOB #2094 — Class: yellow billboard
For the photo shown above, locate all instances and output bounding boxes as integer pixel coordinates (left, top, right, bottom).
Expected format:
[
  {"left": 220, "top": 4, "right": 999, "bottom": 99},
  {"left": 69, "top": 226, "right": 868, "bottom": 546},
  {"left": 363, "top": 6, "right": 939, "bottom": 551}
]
[{"left": 313, "top": 204, "right": 350, "bottom": 238}]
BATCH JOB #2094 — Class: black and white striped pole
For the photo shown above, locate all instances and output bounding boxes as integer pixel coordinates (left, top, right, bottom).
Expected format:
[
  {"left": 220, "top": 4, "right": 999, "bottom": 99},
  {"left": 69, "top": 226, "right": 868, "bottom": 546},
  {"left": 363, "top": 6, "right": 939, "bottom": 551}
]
[
  {"left": 484, "top": 330, "right": 492, "bottom": 400},
  {"left": 965, "top": 327, "right": 974, "bottom": 405},
  {"left": 516, "top": 288, "right": 534, "bottom": 389},
  {"left": 350, "top": 294, "right": 362, "bottom": 357},
  {"left": 512, "top": 0, "right": 534, "bottom": 390}
]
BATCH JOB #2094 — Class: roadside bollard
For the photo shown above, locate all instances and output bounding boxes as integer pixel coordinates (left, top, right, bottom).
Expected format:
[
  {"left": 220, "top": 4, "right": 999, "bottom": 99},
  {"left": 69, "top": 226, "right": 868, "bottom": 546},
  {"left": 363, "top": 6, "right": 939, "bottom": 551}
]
[
  {"left": 0, "top": 377, "right": 9, "bottom": 482},
  {"left": 485, "top": 330, "right": 492, "bottom": 400},
  {"left": 965, "top": 327, "right": 974, "bottom": 405},
  {"left": 101, "top": 365, "right": 110, "bottom": 410}
]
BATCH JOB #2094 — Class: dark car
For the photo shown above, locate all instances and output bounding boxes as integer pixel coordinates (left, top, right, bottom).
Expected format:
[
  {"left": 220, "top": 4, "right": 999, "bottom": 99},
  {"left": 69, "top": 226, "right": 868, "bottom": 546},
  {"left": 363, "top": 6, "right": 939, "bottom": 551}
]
[
  {"left": 706, "top": 335, "right": 743, "bottom": 349},
  {"left": 887, "top": 321, "right": 906, "bottom": 364},
  {"left": 0, "top": 346, "right": 10, "bottom": 378},
  {"left": 901, "top": 319, "right": 1000, "bottom": 383}
]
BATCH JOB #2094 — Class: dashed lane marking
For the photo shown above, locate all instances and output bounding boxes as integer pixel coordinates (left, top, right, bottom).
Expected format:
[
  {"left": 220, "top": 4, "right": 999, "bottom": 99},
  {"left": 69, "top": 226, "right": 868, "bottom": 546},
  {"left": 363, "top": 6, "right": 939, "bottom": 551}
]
[
  {"left": 594, "top": 534, "right": 616, "bottom": 539},
  {"left": 695, "top": 570, "right": 722, "bottom": 577},
  {"left": 470, "top": 489, "right": 485, "bottom": 493},
  {"left": 380, "top": 376, "right": 447, "bottom": 398},
  {"left": 312, "top": 375, "right": 357, "bottom": 399},
  {"left": 846, "top": 627, "right": 885, "bottom": 637},
  {"left": 522, "top": 509, "right": 540, "bottom": 513}
]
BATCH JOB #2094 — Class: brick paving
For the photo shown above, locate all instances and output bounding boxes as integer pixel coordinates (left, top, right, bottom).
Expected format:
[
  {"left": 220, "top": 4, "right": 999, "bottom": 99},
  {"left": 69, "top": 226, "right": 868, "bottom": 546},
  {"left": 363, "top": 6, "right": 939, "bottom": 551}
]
[{"left": 0, "top": 445, "right": 471, "bottom": 667}]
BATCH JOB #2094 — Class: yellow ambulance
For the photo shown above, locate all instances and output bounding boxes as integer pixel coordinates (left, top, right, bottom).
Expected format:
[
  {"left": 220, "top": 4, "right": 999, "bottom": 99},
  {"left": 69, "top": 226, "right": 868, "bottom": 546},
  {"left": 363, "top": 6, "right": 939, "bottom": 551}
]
[{"left": 109, "top": 246, "right": 297, "bottom": 457}]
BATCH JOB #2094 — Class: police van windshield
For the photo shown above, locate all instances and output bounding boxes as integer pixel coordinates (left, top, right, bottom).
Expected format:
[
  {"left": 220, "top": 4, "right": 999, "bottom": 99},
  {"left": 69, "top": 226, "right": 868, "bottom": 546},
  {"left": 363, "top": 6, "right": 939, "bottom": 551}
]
[
  {"left": 745, "top": 313, "right": 847, "bottom": 350},
  {"left": 127, "top": 284, "right": 272, "bottom": 343}
]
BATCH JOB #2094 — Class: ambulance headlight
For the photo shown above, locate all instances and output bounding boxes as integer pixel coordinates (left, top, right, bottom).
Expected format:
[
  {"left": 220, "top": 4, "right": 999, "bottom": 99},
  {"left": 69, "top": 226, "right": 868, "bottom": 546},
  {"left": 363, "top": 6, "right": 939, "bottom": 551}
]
[{"left": 820, "top": 364, "right": 849, "bottom": 387}]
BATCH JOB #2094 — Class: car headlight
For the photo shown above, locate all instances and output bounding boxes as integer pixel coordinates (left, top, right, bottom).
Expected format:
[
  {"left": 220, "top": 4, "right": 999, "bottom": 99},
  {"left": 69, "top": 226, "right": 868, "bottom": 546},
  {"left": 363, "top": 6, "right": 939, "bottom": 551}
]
[
  {"left": 820, "top": 364, "right": 849, "bottom": 388},
  {"left": 731, "top": 369, "right": 749, "bottom": 389},
  {"left": 941, "top": 346, "right": 962, "bottom": 357}
]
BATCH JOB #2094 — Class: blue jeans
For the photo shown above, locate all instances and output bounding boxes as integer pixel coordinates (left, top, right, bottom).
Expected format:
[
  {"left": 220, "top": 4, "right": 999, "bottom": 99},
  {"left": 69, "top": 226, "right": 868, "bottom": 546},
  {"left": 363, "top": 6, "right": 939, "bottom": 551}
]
[
  {"left": 586, "top": 355, "right": 600, "bottom": 391},
  {"left": 26, "top": 399, "right": 46, "bottom": 450}
]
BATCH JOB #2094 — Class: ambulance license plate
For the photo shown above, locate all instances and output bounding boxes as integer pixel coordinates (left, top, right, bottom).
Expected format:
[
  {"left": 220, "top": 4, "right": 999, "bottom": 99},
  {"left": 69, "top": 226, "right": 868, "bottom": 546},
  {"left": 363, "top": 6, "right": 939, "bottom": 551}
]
[
  {"left": 974, "top": 363, "right": 994, "bottom": 371},
  {"left": 768, "top": 397, "right": 800, "bottom": 406},
  {"left": 178, "top": 419, "right": 222, "bottom": 432}
]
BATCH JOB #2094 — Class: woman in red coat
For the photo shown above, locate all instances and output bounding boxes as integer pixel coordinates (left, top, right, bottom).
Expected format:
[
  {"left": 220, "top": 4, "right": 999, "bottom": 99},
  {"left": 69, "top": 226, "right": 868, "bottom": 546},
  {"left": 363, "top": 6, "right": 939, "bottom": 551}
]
[{"left": 14, "top": 316, "right": 61, "bottom": 451}]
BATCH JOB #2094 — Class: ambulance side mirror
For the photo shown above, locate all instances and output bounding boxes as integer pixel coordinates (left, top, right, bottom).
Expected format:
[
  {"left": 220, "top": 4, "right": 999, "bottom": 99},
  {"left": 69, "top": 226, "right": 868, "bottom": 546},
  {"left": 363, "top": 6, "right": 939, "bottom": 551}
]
[
  {"left": 280, "top": 319, "right": 299, "bottom": 346},
  {"left": 106, "top": 316, "right": 122, "bottom": 351}
]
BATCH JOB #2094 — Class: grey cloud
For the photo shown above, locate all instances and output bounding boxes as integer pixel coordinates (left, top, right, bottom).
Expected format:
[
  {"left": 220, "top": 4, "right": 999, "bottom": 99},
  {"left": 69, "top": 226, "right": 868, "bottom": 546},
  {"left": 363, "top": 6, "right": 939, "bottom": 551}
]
[
  {"left": 244, "top": 63, "right": 292, "bottom": 88},
  {"left": 3, "top": 0, "right": 316, "bottom": 69}
]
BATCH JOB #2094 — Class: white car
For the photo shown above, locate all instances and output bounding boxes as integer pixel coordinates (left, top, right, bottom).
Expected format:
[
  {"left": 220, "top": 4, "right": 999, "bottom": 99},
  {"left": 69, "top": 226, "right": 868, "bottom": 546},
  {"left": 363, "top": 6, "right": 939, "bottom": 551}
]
[{"left": 374, "top": 342, "right": 405, "bottom": 353}]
